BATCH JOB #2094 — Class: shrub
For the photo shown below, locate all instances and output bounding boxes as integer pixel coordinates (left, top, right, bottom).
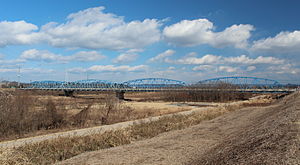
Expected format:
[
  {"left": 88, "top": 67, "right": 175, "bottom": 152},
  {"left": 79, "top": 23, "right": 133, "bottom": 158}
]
[{"left": 0, "top": 91, "right": 68, "bottom": 139}]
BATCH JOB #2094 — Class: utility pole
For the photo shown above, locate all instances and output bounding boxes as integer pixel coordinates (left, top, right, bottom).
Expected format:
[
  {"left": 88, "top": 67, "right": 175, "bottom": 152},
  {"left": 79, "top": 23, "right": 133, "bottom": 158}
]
[
  {"left": 65, "top": 69, "right": 69, "bottom": 82},
  {"left": 17, "top": 65, "right": 21, "bottom": 88}
]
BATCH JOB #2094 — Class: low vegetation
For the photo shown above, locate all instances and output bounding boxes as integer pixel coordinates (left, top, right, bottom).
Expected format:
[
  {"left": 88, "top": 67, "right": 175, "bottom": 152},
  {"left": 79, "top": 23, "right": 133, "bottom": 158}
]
[
  {"left": 0, "top": 88, "right": 259, "bottom": 140},
  {"left": 0, "top": 90, "right": 152, "bottom": 140},
  {"left": 160, "top": 91, "right": 251, "bottom": 102},
  {"left": 0, "top": 130, "right": 131, "bottom": 165},
  {"left": 0, "top": 87, "right": 278, "bottom": 164},
  {"left": 0, "top": 90, "right": 69, "bottom": 139},
  {"left": 130, "top": 84, "right": 253, "bottom": 102},
  {"left": 0, "top": 99, "right": 267, "bottom": 165}
]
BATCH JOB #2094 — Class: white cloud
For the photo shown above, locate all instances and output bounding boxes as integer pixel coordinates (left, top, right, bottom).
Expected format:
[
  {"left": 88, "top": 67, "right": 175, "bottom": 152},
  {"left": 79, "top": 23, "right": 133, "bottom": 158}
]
[
  {"left": 40, "top": 7, "right": 161, "bottom": 50},
  {"left": 126, "top": 49, "right": 144, "bottom": 53},
  {"left": 163, "top": 19, "right": 213, "bottom": 46},
  {"left": 185, "top": 52, "right": 197, "bottom": 57},
  {"left": 246, "top": 66, "right": 256, "bottom": 71},
  {"left": 267, "top": 64, "right": 299, "bottom": 74},
  {"left": 68, "top": 65, "right": 148, "bottom": 73},
  {"left": 167, "top": 54, "right": 285, "bottom": 66},
  {"left": 163, "top": 19, "right": 254, "bottom": 48},
  {"left": 0, "top": 68, "right": 17, "bottom": 73},
  {"left": 67, "top": 67, "right": 87, "bottom": 73},
  {"left": 148, "top": 49, "right": 175, "bottom": 62},
  {"left": 69, "top": 51, "right": 105, "bottom": 62},
  {"left": 113, "top": 53, "right": 139, "bottom": 63},
  {"left": 214, "top": 24, "right": 254, "bottom": 49},
  {"left": 0, "top": 58, "right": 26, "bottom": 65},
  {"left": 251, "top": 30, "right": 300, "bottom": 53},
  {"left": 87, "top": 65, "right": 147, "bottom": 72},
  {"left": 20, "top": 49, "right": 59, "bottom": 62},
  {"left": 153, "top": 70, "right": 176, "bottom": 76},
  {"left": 0, "top": 21, "right": 39, "bottom": 47},
  {"left": 218, "top": 66, "right": 238, "bottom": 73},
  {"left": 170, "top": 54, "right": 221, "bottom": 65},
  {"left": 224, "top": 55, "right": 284, "bottom": 64},
  {"left": 20, "top": 49, "right": 105, "bottom": 63},
  {"left": 192, "top": 65, "right": 214, "bottom": 71},
  {"left": 0, "top": 67, "right": 54, "bottom": 73},
  {"left": 112, "top": 48, "right": 143, "bottom": 64},
  {"left": 0, "top": 7, "right": 161, "bottom": 49},
  {"left": 22, "top": 68, "right": 55, "bottom": 74},
  {"left": 168, "top": 66, "right": 175, "bottom": 70}
]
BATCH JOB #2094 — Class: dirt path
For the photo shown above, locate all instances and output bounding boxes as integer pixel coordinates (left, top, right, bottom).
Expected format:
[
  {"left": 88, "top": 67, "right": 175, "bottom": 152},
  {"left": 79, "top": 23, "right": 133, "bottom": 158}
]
[{"left": 59, "top": 93, "right": 300, "bottom": 165}]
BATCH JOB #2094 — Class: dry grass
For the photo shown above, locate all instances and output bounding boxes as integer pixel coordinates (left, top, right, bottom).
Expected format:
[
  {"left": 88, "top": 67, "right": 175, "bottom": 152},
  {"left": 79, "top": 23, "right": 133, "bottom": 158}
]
[
  {"left": 0, "top": 148, "right": 32, "bottom": 165},
  {"left": 1, "top": 90, "right": 201, "bottom": 141},
  {"left": 0, "top": 89, "right": 278, "bottom": 164},
  {"left": 0, "top": 87, "right": 270, "bottom": 141},
  {"left": 0, "top": 91, "right": 154, "bottom": 140},
  {"left": 188, "top": 92, "right": 300, "bottom": 165},
  {"left": 130, "top": 108, "right": 228, "bottom": 140},
  {"left": 0, "top": 91, "right": 69, "bottom": 139},
  {"left": 127, "top": 91, "right": 252, "bottom": 102},
  {"left": 15, "top": 130, "right": 131, "bottom": 164},
  {"left": 0, "top": 101, "right": 249, "bottom": 165},
  {"left": 0, "top": 130, "right": 131, "bottom": 165}
]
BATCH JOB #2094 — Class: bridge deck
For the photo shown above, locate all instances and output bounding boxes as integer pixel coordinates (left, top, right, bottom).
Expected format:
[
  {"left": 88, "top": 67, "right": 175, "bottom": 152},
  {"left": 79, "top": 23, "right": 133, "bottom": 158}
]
[{"left": 21, "top": 88, "right": 296, "bottom": 93}]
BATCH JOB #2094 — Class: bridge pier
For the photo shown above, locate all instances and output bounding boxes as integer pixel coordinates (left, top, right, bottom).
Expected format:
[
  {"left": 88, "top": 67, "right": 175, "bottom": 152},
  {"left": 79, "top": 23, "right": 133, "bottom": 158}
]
[
  {"left": 116, "top": 91, "right": 125, "bottom": 100},
  {"left": 64, "top": 90, "right": 74, "bottom": 97}
]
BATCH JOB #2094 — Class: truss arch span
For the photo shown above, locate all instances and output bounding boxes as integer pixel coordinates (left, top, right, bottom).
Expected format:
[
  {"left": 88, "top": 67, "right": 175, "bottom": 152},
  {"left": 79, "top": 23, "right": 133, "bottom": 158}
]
[
  {"left": 198, "top": 76, "right": 280, "bottom": 88},
  {"left": 123, "top": 78, "right": 186, "bottom": 88}
]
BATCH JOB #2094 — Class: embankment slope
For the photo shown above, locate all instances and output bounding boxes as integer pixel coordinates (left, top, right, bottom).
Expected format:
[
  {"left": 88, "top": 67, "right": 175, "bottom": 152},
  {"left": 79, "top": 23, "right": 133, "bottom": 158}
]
[{"left": 60, "top": 92, "right": 300, "bottom": 165}]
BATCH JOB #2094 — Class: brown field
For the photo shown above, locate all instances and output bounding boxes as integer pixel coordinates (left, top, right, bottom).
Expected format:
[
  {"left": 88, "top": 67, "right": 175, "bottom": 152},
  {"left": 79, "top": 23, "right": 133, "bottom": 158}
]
[
  {"left": 1, "top": 88, "right": 295, "bottom": 165},
  {"left": 0, "top": 88, "right": 270, "bottom": 141},
  {"left": 57, "top": 92, "right": 299, "bottom": 165}
]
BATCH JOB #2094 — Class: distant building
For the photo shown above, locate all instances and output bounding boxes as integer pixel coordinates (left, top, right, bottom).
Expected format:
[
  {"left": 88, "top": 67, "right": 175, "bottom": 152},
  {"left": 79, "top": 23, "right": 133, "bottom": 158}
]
[{"left": 0, "top": 81, "right": 16, "bottom": 88}]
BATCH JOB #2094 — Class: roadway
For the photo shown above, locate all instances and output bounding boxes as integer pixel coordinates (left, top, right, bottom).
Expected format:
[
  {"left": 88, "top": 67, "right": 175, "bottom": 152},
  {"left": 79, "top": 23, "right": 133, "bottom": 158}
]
[{"left": 22, "top": 87, "right": 296, "bottom": 93}]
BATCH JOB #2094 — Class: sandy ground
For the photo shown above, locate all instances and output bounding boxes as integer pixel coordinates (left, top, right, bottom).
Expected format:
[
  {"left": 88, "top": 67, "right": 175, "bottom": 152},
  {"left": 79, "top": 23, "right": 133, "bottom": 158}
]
[
  {"left": 122, "top": 101, "right": 217, "bottom": 114},
  {"left": 59, "top": 93, "right": 300, "bottom": 165}
]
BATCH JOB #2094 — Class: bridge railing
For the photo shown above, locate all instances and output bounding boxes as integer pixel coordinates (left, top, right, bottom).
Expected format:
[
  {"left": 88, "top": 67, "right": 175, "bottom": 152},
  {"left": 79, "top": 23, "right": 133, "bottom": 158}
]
[{"left": 22, "top": 77, "right": 291, "bottom": 91}]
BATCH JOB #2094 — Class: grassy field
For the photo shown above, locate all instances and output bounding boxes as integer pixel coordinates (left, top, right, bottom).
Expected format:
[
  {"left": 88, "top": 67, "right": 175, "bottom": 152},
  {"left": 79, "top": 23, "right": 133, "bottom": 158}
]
[
  {"left": 0, "top": 104, "right": 241, "bottom": 164},
  {"left": 0, "top": 88, "right": 269, "bottom": 141},
  {"left": 0, "top": 92, "right": 277, "bottom": 164},
  {"left": 0, "top": 88, "right": 281, "bottom": 164}
]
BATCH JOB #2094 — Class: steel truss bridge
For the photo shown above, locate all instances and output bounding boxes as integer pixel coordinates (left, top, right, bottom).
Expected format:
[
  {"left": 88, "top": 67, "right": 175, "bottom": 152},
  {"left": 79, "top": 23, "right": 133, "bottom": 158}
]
[
  {"left": 22, "top": 77, "right": 296, "bottom": 98},
  {"left": 197, "top": 76, "right": 280, "bottom": 87}
]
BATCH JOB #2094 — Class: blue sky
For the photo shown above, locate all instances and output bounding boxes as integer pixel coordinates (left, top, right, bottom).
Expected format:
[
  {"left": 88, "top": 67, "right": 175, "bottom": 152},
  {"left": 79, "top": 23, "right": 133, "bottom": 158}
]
[{"left": 0, "top": 0, "right": 300, "bottom": 84}]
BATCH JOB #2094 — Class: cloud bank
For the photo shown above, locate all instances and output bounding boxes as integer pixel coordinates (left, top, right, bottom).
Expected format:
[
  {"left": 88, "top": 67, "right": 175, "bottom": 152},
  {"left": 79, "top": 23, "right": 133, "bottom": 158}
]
[{"left": 163, "top": 19, "right": 254, "bottom": 49}]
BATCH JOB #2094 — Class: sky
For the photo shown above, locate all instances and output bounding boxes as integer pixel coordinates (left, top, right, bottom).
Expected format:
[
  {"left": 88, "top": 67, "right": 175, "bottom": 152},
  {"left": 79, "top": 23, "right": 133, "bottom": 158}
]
[{"left": 0, "top": 0, "right": 300, "bottom": 84}]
